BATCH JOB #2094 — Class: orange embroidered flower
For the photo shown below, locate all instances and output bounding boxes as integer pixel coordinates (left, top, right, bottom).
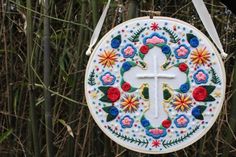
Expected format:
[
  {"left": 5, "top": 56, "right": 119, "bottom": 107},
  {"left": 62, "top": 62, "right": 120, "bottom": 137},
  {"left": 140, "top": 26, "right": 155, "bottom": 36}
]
[
  {"left": 98, "top": 50, "right": 117, "bottom": 68},
  {"left": 191, "top": 47, "right": 210, "bottom": 66},
  {"left": 121, "top": 95, "right": 139, "bottom": 113},
  {"left": 173, "top": 94, "right": 192, "bottom": 112}
]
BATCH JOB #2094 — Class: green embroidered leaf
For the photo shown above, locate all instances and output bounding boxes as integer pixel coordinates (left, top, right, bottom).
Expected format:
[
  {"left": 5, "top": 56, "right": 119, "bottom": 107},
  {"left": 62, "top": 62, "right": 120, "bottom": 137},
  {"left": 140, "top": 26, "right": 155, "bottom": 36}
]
[
  {"left": 202, "top": 85, "right": 216, "bottom": 94},
  {"left": 163, "top": 27, "right": 180, "bottom": 43},
  {"left": 139, "top": 52, "right": 145, "bottom": 60},
  {"left": 128, "top": 27, "right": 146, "bottom": 42},
  {"left": 98, "top": 86, "right": 110, "bottom": 94},
  {"left": 99, "top": 95, "right": 111, "bottom": 103},
  {"left": 142, "top": 87, "right": 149, "bottom": 99},
  {"left": 204, "top": 95, "right": 216, "bottom": 102},
  {"left": 147, "top": 44, "right": 154, "bottom": 49},
  {"left": 197, "top": 105, "right": 207, "bottom": 112},
  {"left": 102, "top": 106, "right": 112, "bottom": 113},
  {"left": 210, "top": 67, "right": 221, "bottom": 84},
  {"left": 106, "top": 114, "right": 116, "bottom": 122},
  {"left": 88, "top": 70, "right": 96, "bottom": 86},
  {"left": 186, "top": 33, "right": 195, "bottom": 42},
  {"left": 163, "top": 89, "right": 171, "bottom": 100}
]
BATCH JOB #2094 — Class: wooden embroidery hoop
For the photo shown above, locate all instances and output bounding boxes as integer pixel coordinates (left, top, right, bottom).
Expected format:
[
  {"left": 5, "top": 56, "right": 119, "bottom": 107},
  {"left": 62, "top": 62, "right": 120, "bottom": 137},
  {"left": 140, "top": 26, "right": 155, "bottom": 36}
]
[{"left": 84, "top": 16, "right": 226, "bottom": 154}]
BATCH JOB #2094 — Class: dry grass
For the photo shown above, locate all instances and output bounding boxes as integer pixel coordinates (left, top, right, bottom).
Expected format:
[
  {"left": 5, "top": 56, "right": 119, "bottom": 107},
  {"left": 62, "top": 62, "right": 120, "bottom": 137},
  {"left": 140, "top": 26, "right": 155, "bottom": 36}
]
[{"left": 0, "top": 0, "right": 236, "bottom": 156}]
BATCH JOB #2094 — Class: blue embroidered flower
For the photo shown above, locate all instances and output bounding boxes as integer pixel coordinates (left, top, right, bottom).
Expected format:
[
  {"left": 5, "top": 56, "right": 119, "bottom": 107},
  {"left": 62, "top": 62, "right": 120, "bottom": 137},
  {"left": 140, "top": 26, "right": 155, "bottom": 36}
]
[
  {"left": 146, "top": 128, "right": 167, "bottom": 139},
  {"left": 121, "top": 44, "right": 136, "bottom": 58},
  {"left": 143, "top": 33, "right": 167, "bottom": 45},
  {"left": 189, "top": 37, "right": 199, "bottom": 48},
  {"left": 191, "top": 105, "right": 206, "bottom": 120},
  {"left": 109, "top": 106, "right": 119, "bottom": 116},
  {"left": 111, "top": 35, "right": 121, "bottom": 48},
  {"left": 174, "top": 44, "right": 190, "bottom": 59},
  {"left": 161, "top": 45, "right": 171, "bottom": 54},
  {"left": 141, "top": 117, "right": 150, "bottom": 127},
  {"left": 120, "top": 115, "right": 134, "bottom": 128},
  {"left": 180, "top": 83, "right": 190, "bottom": 93},
  {"left": 174, "top": 114, "right": 189, "bottom": 128},
  {"left": 100, "top": 72, "right": 116, "bottom": 85},
  {"left": 122, "top": 62, "right": 132, "bottom": 71},
  {"left": 193, "top": 69, "right": 209, "bottom": 84}
]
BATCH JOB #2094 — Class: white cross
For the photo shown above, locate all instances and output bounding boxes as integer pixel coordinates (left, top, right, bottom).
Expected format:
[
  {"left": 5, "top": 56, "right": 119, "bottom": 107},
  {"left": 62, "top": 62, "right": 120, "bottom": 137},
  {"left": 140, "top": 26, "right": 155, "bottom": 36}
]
[
  {"left": 123, "top": 47, "right": 186, "bottom": 126},
  {"left": 136, "top": 55, "right": 175, "bottom": 118}
]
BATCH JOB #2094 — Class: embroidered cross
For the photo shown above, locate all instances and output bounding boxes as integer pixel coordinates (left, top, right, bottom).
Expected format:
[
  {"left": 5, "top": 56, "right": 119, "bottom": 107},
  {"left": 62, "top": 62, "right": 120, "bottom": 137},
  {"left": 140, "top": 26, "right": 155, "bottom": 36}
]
[{"left": 136, "top": 55, "right": 175, "bottom": 118}]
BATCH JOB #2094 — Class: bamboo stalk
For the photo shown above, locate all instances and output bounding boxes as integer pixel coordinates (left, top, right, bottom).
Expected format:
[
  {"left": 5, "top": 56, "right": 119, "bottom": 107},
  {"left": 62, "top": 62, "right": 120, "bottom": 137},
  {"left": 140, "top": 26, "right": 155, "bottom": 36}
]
[
  {"left": 127, "top": 0, "right": 139, "bottom": 20},
  {"left": 26, "top": 1, "right": 41, "bottom": 156},
  {"left": 43, "top": 0, "right": 54, "bottom": 156}
]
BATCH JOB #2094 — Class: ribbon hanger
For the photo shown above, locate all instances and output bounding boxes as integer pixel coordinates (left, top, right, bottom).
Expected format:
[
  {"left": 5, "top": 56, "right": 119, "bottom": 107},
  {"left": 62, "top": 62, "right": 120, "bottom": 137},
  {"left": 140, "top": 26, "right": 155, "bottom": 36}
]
[{"left": 86, "top": 0, "right": 227, "bottom": 59}]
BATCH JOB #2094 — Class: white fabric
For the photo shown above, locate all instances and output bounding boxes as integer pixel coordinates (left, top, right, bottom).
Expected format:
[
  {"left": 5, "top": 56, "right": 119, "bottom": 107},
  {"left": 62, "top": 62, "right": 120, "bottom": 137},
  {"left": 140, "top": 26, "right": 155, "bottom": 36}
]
[
  {"left": 192, "top": 0, "right": 228, "bottom": 59},
  {"left": 85, "top": 0, "right": 111, "bottom": 55}
]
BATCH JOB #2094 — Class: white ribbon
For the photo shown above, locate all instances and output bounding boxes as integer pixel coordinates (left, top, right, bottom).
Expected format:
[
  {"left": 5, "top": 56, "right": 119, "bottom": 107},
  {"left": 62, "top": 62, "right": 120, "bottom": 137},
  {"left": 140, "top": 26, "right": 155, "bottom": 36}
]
[
  {"left": 86, "top": 0, "right": 111, "bottom": 56},
  {"left": 192, "top": 0, "right": 228, "bottom": 59}
]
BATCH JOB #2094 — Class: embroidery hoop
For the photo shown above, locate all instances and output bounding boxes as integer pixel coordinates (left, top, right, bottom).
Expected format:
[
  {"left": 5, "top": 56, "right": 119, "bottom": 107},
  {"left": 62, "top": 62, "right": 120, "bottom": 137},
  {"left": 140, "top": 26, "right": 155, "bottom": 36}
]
[{"left": 84, "top": 16, "right": 226, "bottom": 154}]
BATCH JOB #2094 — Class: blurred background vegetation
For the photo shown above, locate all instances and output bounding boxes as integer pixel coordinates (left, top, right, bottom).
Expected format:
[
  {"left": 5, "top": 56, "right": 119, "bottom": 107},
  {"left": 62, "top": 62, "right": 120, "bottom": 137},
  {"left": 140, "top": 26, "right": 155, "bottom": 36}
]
[{"left": 0, "top": 0, "right": 236, "bottom": 156}]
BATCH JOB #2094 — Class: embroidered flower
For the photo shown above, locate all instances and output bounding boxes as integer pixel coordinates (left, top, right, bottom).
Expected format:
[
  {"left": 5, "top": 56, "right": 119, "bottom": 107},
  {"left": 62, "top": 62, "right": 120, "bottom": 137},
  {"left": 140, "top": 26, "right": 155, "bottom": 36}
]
[
  {"left": 173, "top": 94, "right": 192, "bottom": 112},
  {"left": 122, "top": 62, "right": 132, "bottom": 71},
  {"left": 100, "top": 72, "right": 116, "bottom": 85},
  {"left": 107, "top": 87, "right": 120, "bottom": 102},
  {"left": 178, "top": 63, "right": 188, "bottom": 72},
  {"left": 189, "top": 37, "right": 199, "bottom": 48},
  {"left": 120, "top": 115, "right": 134, "bottom": 128},
  {"left": 121, "top": 82, "right": 131, "bottom": 91},
  {"left": 152, "top": 140, "right": 161, "bottom": 147},
  {"left": 99, "top": 50, "right": 117, "bottom": 68},
  {"left": 161, "top": 45, "right": 171, "bottom": 54},
  {"left": 121, "top": 95, "right": 139, "bottom": 113},
  {"left": 174, "top": 114, "right": 189, "bottom": 128},
  {"left": 109, "top": 106, "right": 119, "bottom": 116},
  {"left": 121, "top": 44, "right": 136, "bottom": 58},
  {"left": 192, "top": 86, "right": 207, "bottom": 101},
  {"left": 191, "top": 47, "right": 210, "bottom": 66},
  {"left": 141, "top": 116, "right": 150, "bottom": 127},
  {"left": 193, "top": 69, "right": 209, "bottom": 84},
  {"left": 180, "top": 83, "right": 190, "bottom": 93},
  {"left": 174, "top": 45, "right": 190, "bottom": 59},
  {"left": 150, "top": 22, "right": 159, "bottom": 31},
  {"left": 146, "top": 128, "right": 167, "bottom": 139},
  {"left": 144, "top": 33, "right": 167, "bottom": 45},
  {"left": 162, "top": 119, "right": 171, "bottom": 128},
  {"left": 140, "top": 45, "right": 149, "bottom": 54},
  {"left": 111, "top": 35, "right": 121, "bottom": 48}
]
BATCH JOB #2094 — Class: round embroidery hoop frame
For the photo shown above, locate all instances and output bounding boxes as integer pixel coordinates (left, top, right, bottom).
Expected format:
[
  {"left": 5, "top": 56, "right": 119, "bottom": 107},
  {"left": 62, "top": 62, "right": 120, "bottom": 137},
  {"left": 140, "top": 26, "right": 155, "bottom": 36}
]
[{"left": 84, "top": 16, "right": 226, "bottom": 154}]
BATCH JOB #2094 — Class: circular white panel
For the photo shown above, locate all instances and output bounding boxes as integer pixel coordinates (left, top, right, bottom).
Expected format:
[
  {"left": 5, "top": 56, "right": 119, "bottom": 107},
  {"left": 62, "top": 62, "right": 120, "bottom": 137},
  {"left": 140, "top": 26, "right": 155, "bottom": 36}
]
[{"left": 84, "top": 17, "right": 226, "bottom": 154}]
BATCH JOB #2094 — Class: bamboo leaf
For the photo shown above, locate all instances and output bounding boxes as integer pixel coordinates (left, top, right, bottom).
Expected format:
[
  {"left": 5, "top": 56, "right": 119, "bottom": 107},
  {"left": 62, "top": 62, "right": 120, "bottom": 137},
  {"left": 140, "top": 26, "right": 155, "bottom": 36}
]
[{"left": 0, "top": 129, "right": 13, "bottom": 143}]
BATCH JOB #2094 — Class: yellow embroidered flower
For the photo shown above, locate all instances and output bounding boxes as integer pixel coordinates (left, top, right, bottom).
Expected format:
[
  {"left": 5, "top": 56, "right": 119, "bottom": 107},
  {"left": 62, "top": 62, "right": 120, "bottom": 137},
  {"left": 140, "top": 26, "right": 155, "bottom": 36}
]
[
  {"left": 98, "top": 50, "right": 117, "bottom": 68},
  {"left": 191, "top": 47, "right": 210, "bottom": 66},
  {"left": 121, "top": 95, "right": 139, "bottom": 113},
  {"left": 173, "top": 94, "right": 192, "bottom": 112}
]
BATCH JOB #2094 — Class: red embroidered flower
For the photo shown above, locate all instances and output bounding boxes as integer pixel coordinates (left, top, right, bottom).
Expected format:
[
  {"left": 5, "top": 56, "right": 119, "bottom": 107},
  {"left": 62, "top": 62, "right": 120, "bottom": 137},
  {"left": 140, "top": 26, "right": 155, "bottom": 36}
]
[
  {"left": 107, "top": 87, "right": 120, "bottom": 102},
  {"left": 152, "top": 140, "right": 161, "bottom": 147},
  {"left": 140, "top": 45, "right": 149, "bottom": 54},
  {"left": 121, "top": 82, "right": 131, "bottom": 91},
  {"left": 150, "top": 22, "right": 159, "bottom": 31},
  {"left": 193, "top": 86, "right": 207, "bottom": 101},
  {"left": 178, "top": 63, "right": 188, "bottom": 72},
  {"left": 162, "top": 119, "right": 171, "bottom": 128}
]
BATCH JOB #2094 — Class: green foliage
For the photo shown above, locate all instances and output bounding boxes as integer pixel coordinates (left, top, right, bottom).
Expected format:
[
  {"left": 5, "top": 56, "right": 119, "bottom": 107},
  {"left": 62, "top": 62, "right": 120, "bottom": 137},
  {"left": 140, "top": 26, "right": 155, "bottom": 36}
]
[
  {"left": 210, "top": 67, "right": 221, "bottom": 84},
  {"left": 88, "top": 70, "right": 96, "bottom": 86},
  {"left": 128, "top": 27, "right": 146, "bottom": 42},
  {"left": 0, "top": 129, "right": 13, "bottom": 143},
  {"left": 163, "top": 27, "right": 180, "bottom": 43},
  {"left": 162, "top": 125, "right": 200, "bottom": 148},
  {"left": 108, "top": 126, "right": 149, "bottom": 148}
]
